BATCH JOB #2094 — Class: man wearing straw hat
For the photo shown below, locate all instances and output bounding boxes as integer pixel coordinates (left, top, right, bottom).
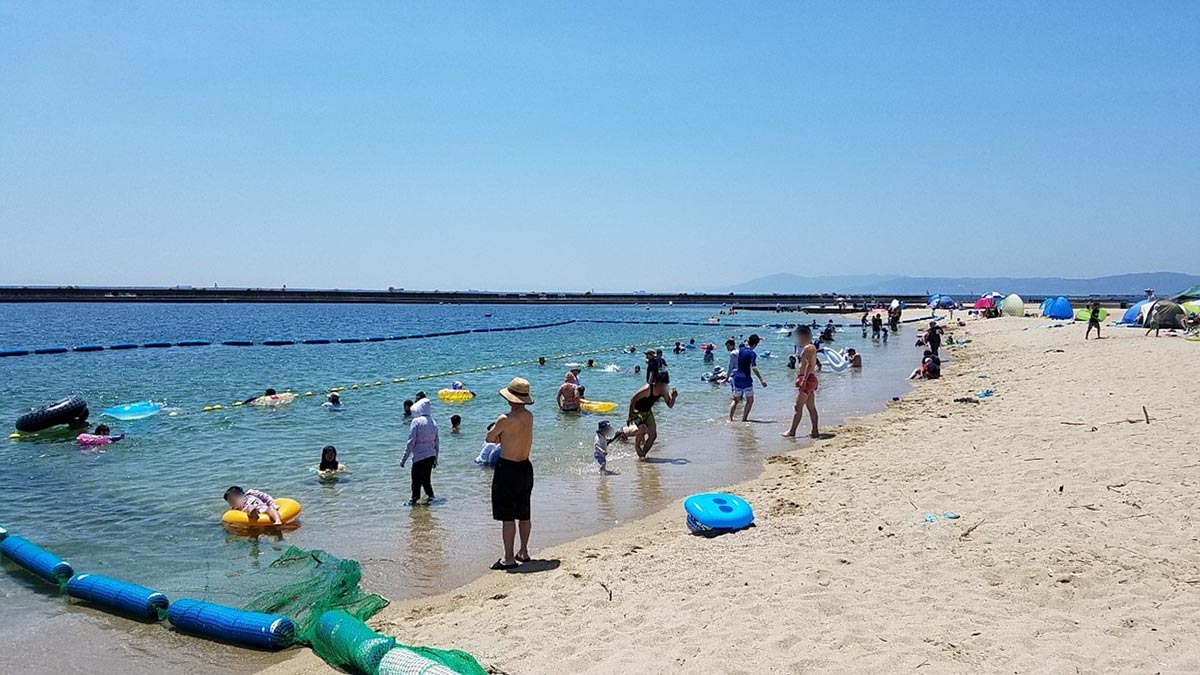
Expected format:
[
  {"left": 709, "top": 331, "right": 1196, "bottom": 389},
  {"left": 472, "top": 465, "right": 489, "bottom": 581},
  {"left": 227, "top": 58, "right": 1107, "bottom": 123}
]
[{"left": 486, "top": 377, "right": 536, "bottom": 570}]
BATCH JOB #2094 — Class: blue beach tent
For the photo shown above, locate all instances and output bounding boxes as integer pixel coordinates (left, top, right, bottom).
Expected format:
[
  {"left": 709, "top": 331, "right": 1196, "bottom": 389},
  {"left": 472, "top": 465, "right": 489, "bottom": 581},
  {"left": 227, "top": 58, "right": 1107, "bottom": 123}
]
[
  {"left": 1121, "top": 299, "right": 1148, "bottom": 325},
  {"left": 1046, "top": 296, "right": 1074, "bottom": 320}
]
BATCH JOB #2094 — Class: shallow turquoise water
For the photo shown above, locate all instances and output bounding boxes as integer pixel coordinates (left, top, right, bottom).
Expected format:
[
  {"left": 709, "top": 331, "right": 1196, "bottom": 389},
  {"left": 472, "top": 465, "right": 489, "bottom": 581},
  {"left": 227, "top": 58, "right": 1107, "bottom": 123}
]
[{"left": 0, "top": 303, "right": 920, "bottom": 673}]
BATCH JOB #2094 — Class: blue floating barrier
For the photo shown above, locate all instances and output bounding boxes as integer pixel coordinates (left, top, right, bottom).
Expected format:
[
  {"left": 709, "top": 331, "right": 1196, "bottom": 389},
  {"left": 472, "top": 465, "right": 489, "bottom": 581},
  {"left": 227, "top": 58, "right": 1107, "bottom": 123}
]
[
  {"left": 0, "top": 535, "right": 73, "bottom": 584},
  {"left": 302, "top": 339, "right": 331, "bottom": 345},
  {"left": 67, "top": 573, "right": 169, "bottom": 622},
  {"left": 177, "top": 340, "right": 211, "bottom": 347},
  {"left": 110, "top": 343, "right": 139, "bottom": 350},
  {"left": 0, "top": 349, "right": 30, "bottom": 357},
  {"left": 72, "top": 344, "right": 105, "bottom": 352},
  {"left": 167, "top": 598, "right": 295, "bottom": 650},
  {"left": 222, "top": 340, "right": 254, "bottom": 347},
  {"left": 365, "top": 337, "right": 386, "bottom": 342},
  {"left": 262, "top": 340, "right": 295, "bottom": 346},
  {"left": 143, "top": 342, "right": 172, "bottom": 349},
  {"left": 33, "top": 346, "right": 69, "bottom": 355},
  {"left": 337, "top": 338, "right": 362, "bottom": 344},
  {"left": 388, "top": 335, "right": 412, "bottom": 341}
]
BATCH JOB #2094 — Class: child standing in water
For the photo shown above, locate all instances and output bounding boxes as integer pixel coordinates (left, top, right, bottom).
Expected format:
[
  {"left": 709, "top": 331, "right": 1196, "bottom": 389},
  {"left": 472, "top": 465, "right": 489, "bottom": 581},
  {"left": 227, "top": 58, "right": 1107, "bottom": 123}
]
[
  {"left": 401, "top": 398, "right": 439, "bottom": 505},
  {"left": 316, "top": 445, "right": 346, "bottom": 479},
  {"left": 593, "top": 420, "right": 625, "bottom": 474}
]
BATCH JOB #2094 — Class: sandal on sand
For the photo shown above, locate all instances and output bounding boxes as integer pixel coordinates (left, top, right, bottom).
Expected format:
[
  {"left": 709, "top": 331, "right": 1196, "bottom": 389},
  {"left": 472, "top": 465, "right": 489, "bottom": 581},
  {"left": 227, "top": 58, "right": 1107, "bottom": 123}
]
[
  {"left": 515, "top": 553, "right": 532, "bottom": 563},
  {"left": 490, "top": 559, "right": 519, "bottom": 571}
]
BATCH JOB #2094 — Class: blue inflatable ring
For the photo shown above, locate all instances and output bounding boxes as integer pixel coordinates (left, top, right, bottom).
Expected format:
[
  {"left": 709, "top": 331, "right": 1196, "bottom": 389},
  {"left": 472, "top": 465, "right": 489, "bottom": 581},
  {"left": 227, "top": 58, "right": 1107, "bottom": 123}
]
[{"left": 684, "top": 492, "right": 754, "bottom": 533}]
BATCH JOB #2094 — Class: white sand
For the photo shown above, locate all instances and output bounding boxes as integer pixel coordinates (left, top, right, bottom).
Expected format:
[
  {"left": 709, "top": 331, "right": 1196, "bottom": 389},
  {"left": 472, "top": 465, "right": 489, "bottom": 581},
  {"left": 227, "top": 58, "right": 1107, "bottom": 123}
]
[{"left": 264, "top": 317, "right": 1200, "bottom": 674}]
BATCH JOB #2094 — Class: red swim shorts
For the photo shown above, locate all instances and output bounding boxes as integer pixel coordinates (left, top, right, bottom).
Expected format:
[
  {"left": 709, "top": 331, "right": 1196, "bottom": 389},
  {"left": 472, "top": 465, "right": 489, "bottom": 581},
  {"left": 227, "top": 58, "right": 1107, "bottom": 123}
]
[{"left": 796, "top": 373, "right": 819, "bottom": 395}]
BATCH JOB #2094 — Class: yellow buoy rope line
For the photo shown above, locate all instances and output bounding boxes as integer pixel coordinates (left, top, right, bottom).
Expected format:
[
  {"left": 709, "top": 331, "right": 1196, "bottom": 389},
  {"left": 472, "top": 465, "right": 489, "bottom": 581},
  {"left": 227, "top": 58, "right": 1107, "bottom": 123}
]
[
  {"left": 189, "top": 334, "right": 718, "bottom": 413},
  {"left": 7, "top": 332, "right": 746, "bottom": 438}
]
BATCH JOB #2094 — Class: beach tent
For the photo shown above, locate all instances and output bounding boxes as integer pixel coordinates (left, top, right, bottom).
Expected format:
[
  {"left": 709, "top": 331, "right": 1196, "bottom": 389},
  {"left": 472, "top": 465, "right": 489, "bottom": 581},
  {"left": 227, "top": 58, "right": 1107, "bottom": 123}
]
[
  {"left": 1146, "top": 300, "right": 1185, "bottom": 328},
  {"left": 1121, "top": 299, "right": 1149, "bottom": 324},
  {"left": 1000, "top": 294, "right": 1024, "bottom": 317},
  {"left": 1173, "top": 285, "right": 1200, "bottom": 303},
  {"left": 927, "top": 294, "right": 943, "bottom": 308},
  {"left": 1046, "top": 297, "right": 1074, "bottom": 320},
  {"left": 973, "top": 297, "right": 994, "bottom": 310},
  {"left": 935, "top": 295, "right": 956, "bottom": 309},
  {"left": 1040, "top": 298, "right": 1054, "bottom": 316},
  {"left": 1183, "top": 301, "right": 1200, "bottom": 316}
]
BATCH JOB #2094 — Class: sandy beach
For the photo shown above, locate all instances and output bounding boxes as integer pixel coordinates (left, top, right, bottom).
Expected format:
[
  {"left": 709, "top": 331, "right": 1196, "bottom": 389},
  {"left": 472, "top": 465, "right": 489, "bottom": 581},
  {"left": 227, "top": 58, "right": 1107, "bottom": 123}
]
[{"left": 263, "top": 315, "right": 1200, "bottom": 674}]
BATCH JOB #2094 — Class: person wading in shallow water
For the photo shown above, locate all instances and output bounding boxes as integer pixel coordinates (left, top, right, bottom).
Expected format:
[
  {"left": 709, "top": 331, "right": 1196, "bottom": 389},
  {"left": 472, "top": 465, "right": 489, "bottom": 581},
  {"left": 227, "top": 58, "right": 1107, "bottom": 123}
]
[
  {"left": 783, "top": 325, "right": 820, "bottom": 439},
  {"left": 487, "top": 378, "right": 536, "bottom": 571},
  {"left": 627, "top": 372, "right": 678, "bottom": 459}
]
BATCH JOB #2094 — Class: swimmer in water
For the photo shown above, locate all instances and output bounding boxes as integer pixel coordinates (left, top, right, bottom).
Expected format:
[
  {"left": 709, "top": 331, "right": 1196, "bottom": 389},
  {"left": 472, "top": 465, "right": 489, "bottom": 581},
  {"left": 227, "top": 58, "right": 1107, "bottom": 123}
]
[
  {"left": 450, "top": 414, "right": 462, "bottom": 433},
  {"left": 78, "top": 423, "right": 125, "bottom": 446},
  {"left": 846, "top": 348, "right": 862, "bottom": 368},
  {"left": 242, "top": 388, "right": 277, "bottom": 405},
  {"left": 403, "top": 399, "right": 414, "bottom": 418},
  {"left": 316, "top": 445, "right": 346, "bottom": 478}
]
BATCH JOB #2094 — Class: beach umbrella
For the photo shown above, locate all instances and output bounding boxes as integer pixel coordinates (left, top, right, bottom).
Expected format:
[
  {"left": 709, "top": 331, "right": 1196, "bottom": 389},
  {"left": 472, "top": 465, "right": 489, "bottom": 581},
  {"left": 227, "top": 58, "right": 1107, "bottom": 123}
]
[{"left": 1000, "top": 294, "right": 1024, "bottom": 317}]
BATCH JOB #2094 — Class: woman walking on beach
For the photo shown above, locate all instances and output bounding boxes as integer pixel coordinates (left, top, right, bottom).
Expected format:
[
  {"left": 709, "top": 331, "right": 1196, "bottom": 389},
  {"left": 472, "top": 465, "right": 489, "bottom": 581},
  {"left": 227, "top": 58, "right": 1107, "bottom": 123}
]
[{"left": 627, "top": 373, "right": 678, "bottom": 458}]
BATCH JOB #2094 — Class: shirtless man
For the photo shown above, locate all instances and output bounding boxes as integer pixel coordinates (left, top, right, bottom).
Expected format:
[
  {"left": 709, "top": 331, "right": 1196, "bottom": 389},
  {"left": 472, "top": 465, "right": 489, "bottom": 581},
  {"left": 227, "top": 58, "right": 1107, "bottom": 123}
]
[
  {"left": 486, "top": 377, "right": 536, "bottom": 570},
  {"left": 783, "top": 325, "right": 820, "bottom": 439}
]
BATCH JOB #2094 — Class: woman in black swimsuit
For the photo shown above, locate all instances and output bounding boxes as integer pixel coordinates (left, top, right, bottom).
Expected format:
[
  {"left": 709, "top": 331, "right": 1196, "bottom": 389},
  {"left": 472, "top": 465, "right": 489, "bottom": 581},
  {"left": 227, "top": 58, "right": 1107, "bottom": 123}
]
[{"left": 627, "top": 372, "right": 678, "bottom": 458}]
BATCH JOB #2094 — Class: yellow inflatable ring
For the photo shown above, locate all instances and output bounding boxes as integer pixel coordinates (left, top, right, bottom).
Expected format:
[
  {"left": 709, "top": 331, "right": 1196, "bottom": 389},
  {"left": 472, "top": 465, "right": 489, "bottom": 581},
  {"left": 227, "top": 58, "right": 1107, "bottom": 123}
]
[
  {"left": 437, "top": 389, "right": 475, "bottom": 403},
  {"left": 580, "top": 400, "right": 618, "bottom": 414},
  {"left": 222, "top": 498, "right": 301, "bottom": 527}
]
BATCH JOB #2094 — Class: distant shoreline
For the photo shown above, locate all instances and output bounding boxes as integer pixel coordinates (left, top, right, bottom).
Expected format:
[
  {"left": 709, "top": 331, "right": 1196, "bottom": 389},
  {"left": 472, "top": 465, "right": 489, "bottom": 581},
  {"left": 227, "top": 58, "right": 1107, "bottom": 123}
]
[{"left": 0, "top": 286, "right": 1138, "bottom": 306}]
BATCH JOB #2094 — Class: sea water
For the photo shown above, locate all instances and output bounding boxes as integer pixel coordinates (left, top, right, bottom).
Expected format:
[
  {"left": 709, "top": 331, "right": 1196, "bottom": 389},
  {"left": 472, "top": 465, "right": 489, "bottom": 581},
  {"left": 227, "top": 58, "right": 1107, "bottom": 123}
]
[{"left": 0, "top": 303, "right": 921, "bottom": 673}]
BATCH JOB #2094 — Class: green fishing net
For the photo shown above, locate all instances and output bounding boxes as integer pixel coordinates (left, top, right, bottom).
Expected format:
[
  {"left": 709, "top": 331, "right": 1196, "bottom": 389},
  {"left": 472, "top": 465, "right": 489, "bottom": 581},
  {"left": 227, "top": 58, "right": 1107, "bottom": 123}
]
[
  {"left": 243, "top": 546, "right": 388, "bottom": 639},
  {"left": 244, "top": 547, "right": 485, "bottom": 675}
]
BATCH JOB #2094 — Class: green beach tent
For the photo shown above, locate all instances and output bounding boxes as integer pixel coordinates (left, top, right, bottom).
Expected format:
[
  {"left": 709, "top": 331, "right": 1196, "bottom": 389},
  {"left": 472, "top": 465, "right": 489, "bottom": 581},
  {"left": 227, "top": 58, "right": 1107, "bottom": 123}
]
[{"left": 1173, "top": 285, "right": 1200, "bottom": 303}]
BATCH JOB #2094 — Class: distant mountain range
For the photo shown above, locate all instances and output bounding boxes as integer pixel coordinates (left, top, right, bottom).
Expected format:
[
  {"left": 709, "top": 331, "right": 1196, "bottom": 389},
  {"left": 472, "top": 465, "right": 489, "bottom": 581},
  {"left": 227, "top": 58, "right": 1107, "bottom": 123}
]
[{"left": 720, "top": 272, "right": 1200, "bottom": 298}]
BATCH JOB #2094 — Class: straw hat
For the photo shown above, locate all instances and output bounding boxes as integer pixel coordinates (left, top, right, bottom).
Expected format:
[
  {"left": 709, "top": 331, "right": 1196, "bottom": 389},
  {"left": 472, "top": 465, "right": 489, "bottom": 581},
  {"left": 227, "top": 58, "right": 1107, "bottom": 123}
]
[{"left": 499, "top": 377, "right": 534, "bottom": 405}]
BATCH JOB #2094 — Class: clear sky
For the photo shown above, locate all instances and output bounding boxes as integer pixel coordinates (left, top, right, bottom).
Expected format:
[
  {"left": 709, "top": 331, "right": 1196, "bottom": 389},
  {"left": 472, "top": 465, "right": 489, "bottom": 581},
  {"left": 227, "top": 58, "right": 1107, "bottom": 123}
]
[{"left": 1, "top": 2, "right": 1197, "bottom": 291}]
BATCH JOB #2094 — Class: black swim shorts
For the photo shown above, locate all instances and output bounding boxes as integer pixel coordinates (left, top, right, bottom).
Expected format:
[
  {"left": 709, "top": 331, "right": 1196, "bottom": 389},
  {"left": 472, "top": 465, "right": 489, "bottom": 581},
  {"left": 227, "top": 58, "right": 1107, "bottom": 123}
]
[{"left": 492, "top": 458, "right": 534, "bottom": 522}]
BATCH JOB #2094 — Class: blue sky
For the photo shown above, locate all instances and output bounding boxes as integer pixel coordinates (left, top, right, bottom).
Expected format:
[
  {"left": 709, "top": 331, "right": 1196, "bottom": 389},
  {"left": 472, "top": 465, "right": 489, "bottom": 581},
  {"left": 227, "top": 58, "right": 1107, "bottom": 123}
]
[{"left": 1, "top": 2, "right": 1196, "bottom": 291}]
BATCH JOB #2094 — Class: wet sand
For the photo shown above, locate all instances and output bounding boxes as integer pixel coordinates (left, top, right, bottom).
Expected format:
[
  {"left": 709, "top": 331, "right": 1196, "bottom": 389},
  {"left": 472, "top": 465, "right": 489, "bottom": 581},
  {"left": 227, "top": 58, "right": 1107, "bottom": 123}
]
[{"left": 263, "top": 315, "right": 1200, "bottom": 674}]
